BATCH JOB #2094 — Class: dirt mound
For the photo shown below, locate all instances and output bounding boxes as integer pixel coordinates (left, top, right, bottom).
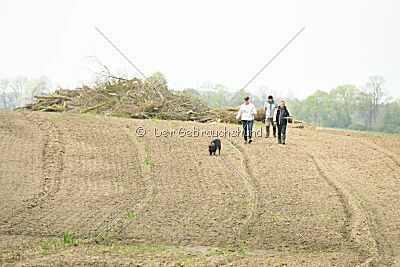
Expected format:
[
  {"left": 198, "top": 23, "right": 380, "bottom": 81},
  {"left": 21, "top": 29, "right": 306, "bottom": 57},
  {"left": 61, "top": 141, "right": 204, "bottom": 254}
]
[{"left": 20, "top": 77, "right": 218, "bottom": 122}]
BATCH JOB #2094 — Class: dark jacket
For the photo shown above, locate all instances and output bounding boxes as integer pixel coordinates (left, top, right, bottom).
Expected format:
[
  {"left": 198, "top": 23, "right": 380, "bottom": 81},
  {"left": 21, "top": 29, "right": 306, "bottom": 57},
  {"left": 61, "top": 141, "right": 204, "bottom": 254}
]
[{"left": 273, "top": 106, "right": 291, "bottom": 125}]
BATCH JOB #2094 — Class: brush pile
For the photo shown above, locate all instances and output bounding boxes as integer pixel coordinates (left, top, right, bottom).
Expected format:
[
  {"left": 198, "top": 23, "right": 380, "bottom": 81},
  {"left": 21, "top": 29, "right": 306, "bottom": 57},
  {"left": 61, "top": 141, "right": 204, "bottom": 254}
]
[
  {"left": 20, "top": 76, "right": 309, "bottom": 127},
  {"left": 21, "top": 77, "right": 219, "bottom": 122}
]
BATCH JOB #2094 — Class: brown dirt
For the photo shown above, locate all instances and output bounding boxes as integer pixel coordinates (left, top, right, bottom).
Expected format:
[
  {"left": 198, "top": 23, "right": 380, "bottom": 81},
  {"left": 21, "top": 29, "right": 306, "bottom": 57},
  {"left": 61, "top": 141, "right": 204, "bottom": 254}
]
[{"left": 1, "top": 109, "right": 399, "bottom": 266}]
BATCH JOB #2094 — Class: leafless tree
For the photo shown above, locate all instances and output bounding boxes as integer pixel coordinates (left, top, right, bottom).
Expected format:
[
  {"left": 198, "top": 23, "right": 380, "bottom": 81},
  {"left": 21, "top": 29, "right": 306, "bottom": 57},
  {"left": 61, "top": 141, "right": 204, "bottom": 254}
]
[
  {"left": 255, "top": 85, "right": 287, "bottom": 103},
  {"left": 256, "top": 85, "right": 270, "bottom": 102},
  {"left": 364, "top": 75, "right": 385, "bottom": 125},
  {"left": 200, "top": 80, "right": 214, "bottom": 92},
  {"left": 0, "top": 76, "right": 53, "bottom": 109},
  {"left": 0, "top": 79, "right": 11, "bottom": 109},
  {"left": 0, "top": 76, "right": 27, "bottom": 109}
]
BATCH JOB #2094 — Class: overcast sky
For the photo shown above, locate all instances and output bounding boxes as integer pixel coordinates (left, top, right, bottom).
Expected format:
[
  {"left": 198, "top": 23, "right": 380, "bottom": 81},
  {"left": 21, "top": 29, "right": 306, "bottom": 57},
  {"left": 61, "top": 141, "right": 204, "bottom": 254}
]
[{"left": 1, "top": 0, "right": 399, "bottom": 99}]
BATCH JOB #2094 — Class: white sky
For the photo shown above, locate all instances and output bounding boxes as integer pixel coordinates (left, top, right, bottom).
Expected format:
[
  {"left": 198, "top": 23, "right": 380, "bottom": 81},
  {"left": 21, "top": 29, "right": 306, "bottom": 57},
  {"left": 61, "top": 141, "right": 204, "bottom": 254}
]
[{"left": 1, "top": 0, "right": 399, "bottom": 99}]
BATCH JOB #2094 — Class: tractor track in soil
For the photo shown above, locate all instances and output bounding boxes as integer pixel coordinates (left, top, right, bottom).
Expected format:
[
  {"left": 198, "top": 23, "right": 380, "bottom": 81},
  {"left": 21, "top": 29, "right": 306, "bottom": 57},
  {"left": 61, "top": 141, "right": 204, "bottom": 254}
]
[
  {"left": 222, "top": 139, "right": 258, "bottom": 248},
  {"left": 2, "top": 112, "right": 65, "bottom": 236},
  {"left": 358, "top": 138, "right": 400, "bottom": 168},
  {"left": 305, "top": 128, "right": 400, "bottom": 265},
  {"left": 308, "top": 153, "right": 379, "bottom": 266},
  {"left": 352, "top": 138, "right": 399, "bottom": 264}
]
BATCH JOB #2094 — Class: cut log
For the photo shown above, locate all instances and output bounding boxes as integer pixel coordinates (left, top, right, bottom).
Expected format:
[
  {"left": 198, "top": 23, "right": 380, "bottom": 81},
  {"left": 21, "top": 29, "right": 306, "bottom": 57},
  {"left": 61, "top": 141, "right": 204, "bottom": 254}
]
[
  {"left": 34, "top": 95, "right": 71, "bottom": 100},
  {"left": 80, "top": 101, "right": 111, "bottom": 113},
  {"left": 39, "top": 104, "right": 67, "bottom": 111}
]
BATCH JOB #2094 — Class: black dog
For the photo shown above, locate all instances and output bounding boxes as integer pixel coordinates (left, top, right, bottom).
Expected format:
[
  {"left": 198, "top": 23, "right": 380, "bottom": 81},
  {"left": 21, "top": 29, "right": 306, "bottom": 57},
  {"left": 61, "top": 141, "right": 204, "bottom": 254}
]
[{"left": 209, "top": 139, "right": 221, "bottom": 156}]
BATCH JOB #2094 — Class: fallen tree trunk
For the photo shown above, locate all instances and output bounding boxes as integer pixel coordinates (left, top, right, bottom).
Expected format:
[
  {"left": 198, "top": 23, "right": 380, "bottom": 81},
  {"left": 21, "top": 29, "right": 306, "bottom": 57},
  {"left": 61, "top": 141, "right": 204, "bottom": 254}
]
[
  {"left": 80, "top": 101, "right": 112, "bottom": 113},
  {"left": 39, "top": 104, "right": 67, "bottom": 111},
  {"left": 34, "top": 95, "right": 72, "bottom": 101}
]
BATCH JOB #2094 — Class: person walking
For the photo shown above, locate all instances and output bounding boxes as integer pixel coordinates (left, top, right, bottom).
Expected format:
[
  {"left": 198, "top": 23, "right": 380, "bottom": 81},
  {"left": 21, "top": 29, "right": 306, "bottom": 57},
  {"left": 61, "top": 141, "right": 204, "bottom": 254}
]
[
  {"left": 273, "top": 101, "right": 291, "bottom": 145},
  {"left": 236, "top": 96, "right": 257, "bottom": 144},
  {"left": 264, "top": 95, "right": 278, "bottom": 138}
]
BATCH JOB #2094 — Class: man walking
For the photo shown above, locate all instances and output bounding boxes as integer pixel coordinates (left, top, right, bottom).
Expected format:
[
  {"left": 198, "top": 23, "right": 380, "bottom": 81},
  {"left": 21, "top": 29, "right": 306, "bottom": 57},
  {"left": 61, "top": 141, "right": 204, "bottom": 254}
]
[
  {"left": 273, "top": 101, "right": 291, "bottom": 145},
  {"left": 264, "top": 95, "right": 278, "bottom": 138},
  {"left": 236, "top": 96, "right": 257, "bottom": 144}
]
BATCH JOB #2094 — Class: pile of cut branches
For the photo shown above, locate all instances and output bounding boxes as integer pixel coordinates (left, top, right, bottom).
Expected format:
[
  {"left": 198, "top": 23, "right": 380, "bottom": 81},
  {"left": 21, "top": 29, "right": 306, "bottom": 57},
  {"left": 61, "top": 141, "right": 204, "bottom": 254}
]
[
  {"left": 21, "top": 77, "right": 219, "bottom": 122},
  {"left": 20, "top": 76, "right": 309, "bottom": 127}
]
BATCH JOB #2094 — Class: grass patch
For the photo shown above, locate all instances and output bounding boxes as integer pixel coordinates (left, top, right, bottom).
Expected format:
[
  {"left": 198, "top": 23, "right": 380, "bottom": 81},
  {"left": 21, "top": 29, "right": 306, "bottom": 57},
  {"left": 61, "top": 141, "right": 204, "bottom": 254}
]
[
  {"left": 181, "top": 256, "right": 192, "bottom": 265},
  {"left": 38, "top": 232, "right": 80, "bottom": 251},
  {"left": 214, "top": 247, "right": 226, "bottom": 255},
  {"left": 39, "top": 238, "right": 57, "bottom": 250},
  {"left": 238, "top": 247, "right": 247, "bottom": 255},
  {"left": 124, "top": 209, "right": 136, "bottom": 219},
  {"left": 62, "top": 231, "right": 78, "bottom": 246},
  {"left": 150, "top": 115, "right": 163, "bottom": 120},
  {"left": 143, "top": 157, "right": 152, "bottom": 165}
]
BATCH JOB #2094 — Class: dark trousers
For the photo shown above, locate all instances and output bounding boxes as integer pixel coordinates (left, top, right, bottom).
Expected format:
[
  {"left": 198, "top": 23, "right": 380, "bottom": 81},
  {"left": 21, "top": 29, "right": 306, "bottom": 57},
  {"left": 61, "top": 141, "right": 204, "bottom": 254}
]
[
  {"left": 242, "top": 120, "right": 254, "bottom": 141},
  {"left": 277, "top": 124, "right": 287, "bottom": 140}
]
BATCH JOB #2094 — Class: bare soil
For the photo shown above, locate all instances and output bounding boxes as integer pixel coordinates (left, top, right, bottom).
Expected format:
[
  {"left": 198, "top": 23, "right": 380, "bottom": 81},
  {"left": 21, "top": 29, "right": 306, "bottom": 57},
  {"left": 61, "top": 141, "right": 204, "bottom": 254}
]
[{"left": 1, "top": 110, "right": 399, "bottom": 266}]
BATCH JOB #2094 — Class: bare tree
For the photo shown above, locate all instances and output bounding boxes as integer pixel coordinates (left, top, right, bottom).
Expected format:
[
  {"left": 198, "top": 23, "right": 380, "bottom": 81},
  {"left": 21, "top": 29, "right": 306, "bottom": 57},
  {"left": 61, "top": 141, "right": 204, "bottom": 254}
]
[
  {"left": 0, "top": 76, "right": 53, "bottom": 109},
  {"left": 17, "top": 76, "right": 53, "bottom": 107},
  {"left": 256, "top": 85, "right": 270, "bottom": 102},
  {"left": 200, "top": 80, "right": 214, "bottom": 92},
  {"left": 255, "top": 85, "right": 288, "bottom": 104},
  {"left": 0, "top": 79, "right": 11, "bottom": 109},
  {"left": 364, "top": 75, "right": 385, "bottom": 125},
  {"left": 0, "top": 77, "right": 27, "bottom": 109}
]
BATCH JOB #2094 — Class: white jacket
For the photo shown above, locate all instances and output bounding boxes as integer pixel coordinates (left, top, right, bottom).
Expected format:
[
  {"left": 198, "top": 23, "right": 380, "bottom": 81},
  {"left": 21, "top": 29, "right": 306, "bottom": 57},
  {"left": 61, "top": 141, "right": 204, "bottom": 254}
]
[{"left": 236, "top": 103, "right": 257, "bottom": 121}]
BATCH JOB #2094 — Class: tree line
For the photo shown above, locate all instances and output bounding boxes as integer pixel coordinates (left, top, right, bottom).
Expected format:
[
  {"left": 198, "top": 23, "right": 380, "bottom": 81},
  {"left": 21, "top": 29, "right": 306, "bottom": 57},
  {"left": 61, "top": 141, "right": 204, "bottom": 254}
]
[
  {"left": 292, "top": 76, "right": 399, "bottom": 134},
  {"left": 1, "top": 73, "right": 398, "bottom": 134}
]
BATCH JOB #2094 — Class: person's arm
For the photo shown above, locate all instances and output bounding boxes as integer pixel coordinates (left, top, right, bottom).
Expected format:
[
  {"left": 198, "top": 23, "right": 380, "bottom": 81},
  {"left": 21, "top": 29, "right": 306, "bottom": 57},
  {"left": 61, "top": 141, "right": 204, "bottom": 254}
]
[
  {"left": 286, "top": 107, "right": 291, "bottom": 117},
  {"left": 253, "top": 104, "right": 257, "bottom": 115},
  {"left": 236, "top": 106, "right": 242, "bottom": 120},
  {"left": 273, "top": 109, "right": 278, "bottom": 123}
]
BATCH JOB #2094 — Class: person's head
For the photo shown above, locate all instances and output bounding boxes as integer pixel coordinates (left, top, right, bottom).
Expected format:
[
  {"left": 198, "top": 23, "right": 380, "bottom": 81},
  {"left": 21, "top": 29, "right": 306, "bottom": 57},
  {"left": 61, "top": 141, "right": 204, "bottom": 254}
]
[
  {"left": 268, "top": 95, "right": 273, "bottom": 103},
  {"left": 244, "top": 96, "right": 250, "bottom": 104},
  {"left": 280, "top": 101, "right": 285, "bottom": 109}
]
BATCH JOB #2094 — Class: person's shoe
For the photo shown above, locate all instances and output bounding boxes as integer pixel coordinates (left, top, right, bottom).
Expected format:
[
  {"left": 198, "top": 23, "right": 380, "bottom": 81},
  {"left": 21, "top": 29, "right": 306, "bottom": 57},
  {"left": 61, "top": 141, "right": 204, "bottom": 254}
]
[
  {"left": 248, "top": 139, "right": 252, "bottom": 144},
  {"left": 282, "top": 134, "right": 286, "bottom": 144},
  {"left": 244, "top": 140, "right": 248, "bottom": 144},
  {"left": 282, "top": 140, "right": 286, "bottom": 145},
  {"left": 278, "top": 139, "right": 282, "bottom": 144}
]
